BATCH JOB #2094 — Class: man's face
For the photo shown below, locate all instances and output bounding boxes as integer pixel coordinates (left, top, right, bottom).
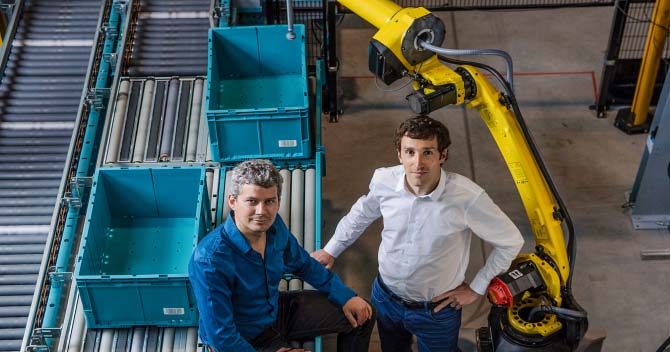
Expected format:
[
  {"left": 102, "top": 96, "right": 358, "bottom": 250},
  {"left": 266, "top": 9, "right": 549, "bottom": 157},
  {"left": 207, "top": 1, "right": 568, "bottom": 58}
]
[
  {"left": 229, "top": 184, "right": 280, "bottom": 237},
  {"left": 397, "top": 135, "right": 447, "bottom": 193}
]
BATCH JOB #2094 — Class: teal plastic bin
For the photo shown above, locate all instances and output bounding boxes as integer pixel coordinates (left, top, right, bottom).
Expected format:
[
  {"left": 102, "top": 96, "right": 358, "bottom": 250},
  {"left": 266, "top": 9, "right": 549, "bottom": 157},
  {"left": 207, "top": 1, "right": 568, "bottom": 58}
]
[
  {"left": 206, "top": 25, "right": 311, "bottom": 162},
  {"left": 75, "top": 167, "right": 210, "bottom": 328}
]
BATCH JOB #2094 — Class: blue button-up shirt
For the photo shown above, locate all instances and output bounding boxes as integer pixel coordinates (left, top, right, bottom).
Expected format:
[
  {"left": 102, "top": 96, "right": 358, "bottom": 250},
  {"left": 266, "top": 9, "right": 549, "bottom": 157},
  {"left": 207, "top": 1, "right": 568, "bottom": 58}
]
[{"left": 189, "top": 213, "right": 356, "bottom": 351}]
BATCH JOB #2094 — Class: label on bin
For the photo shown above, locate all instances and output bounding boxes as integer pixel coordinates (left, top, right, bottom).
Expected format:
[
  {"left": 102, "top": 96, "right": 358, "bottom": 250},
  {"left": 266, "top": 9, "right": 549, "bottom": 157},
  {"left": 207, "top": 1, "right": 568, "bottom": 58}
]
[
  {"left": 163, "top": 307, "right": 185, "bottom": 315},
  {"left": 278, "top": 140, "right": 298, "bottom": 148}
]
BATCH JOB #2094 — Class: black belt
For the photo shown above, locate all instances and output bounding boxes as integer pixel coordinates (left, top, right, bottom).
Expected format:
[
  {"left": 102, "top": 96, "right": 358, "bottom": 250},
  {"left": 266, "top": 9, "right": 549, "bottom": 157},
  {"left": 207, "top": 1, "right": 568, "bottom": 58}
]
[{"left": 376, "top": 274, "right": 442, "bottom": 310}]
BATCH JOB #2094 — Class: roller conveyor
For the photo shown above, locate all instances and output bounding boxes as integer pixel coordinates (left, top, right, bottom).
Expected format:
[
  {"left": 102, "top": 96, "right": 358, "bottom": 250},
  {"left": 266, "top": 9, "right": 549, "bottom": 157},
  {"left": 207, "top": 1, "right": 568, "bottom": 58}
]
[
  {"left": 104, "top": 77, "right": 210, "bottom": 164},
  {"left": 0, "top": 0, "right": 102, "bottom": 350},
  {"left": 6, "top": 0, "right": 325, "bottom": 350},
  {"left": 124, "top": 0, "right": 210, "bottom": 77},
  {"left": 42, "top": 1, "right": 210, "bottom": 349},
  {"left": 83, "top": 76, "right": 321, "bottom": 349},
  {"left": 0, "top": 255, "right": 42, "bottom": 265}
]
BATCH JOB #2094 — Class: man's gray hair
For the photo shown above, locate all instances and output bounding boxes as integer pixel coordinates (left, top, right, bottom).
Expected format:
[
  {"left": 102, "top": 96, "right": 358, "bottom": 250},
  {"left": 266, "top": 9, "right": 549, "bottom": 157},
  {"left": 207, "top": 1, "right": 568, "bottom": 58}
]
[{"left": 229, "top": 159, "right": 283, "bottom": 199}]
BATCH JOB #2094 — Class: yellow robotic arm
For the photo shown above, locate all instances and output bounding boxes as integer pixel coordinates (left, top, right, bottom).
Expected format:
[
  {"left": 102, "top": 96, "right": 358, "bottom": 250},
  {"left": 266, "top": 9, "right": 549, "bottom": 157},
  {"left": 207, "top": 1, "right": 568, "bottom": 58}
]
[{"left": 335, "top": 0, "right": 588, "bottom": 350}]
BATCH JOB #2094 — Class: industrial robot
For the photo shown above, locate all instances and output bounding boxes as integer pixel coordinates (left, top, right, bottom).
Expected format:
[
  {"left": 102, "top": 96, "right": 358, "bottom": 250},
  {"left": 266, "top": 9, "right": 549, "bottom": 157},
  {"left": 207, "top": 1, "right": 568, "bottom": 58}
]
[{"left": 334, "top": 1, "right": 589, "bottom": 350}]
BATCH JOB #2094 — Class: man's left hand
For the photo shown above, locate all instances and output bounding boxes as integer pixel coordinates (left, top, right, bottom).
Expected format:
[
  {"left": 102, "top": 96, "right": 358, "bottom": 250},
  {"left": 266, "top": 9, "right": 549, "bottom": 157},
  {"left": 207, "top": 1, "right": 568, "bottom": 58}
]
[
  {"left": 431, "top": 283, "right": 481, "bottom": 312},
  {"left": 342, "top": 296, "right": 373, "bottom": 328}
]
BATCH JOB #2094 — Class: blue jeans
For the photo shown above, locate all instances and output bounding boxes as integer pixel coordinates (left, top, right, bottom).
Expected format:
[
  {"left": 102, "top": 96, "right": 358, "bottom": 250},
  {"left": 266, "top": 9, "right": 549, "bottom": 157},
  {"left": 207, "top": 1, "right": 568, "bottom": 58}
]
[{"left": 371, "top": 277, "right": 461, "bottom": 352}]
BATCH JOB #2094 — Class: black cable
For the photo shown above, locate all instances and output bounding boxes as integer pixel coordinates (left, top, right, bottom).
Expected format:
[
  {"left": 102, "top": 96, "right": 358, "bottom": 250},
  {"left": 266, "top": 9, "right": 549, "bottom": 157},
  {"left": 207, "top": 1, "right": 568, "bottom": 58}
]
[
  {"left": 529, "top": 305, "right": 587, "bottom": 322},
  {"left": 614, "top": 1, "right": 670, "bottom": 63},
  {"left": 615, "top": 2, "right": 670, "bottom": 35},
  {"left": 656, "top": 334, "right": 670, "bottom": 352},
  {"left": 436, "top": 55, "right": 577, "bottom": 290}
]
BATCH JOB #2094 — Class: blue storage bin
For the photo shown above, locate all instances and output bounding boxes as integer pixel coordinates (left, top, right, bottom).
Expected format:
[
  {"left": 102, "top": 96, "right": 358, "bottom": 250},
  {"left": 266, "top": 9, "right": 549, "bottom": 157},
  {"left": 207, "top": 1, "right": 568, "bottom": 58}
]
[
  {"left": 206, "top": 25, "right": 311, "bottom": 162},
  {"left": 75, "top": 167, "right": 210, "bottom": 328}
]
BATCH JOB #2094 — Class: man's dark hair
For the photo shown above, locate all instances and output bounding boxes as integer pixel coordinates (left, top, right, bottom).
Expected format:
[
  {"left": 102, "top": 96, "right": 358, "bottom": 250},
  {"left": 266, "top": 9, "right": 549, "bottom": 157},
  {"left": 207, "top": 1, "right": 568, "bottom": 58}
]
[{"left": 394, "top": 115, "right": 451, "bottom": 153}]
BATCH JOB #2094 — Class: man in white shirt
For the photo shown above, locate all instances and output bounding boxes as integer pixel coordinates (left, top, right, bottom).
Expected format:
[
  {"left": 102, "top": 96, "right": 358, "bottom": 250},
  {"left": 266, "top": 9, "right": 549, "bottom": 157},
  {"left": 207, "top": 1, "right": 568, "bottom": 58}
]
[{"left": 312, "top": 115, "right": 524, "bottom": 352}]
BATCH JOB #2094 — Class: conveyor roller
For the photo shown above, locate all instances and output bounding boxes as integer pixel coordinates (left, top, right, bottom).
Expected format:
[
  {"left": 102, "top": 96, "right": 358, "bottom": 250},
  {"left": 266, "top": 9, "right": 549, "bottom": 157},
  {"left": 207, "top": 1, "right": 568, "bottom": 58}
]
[{"left": 0, "top": 0, "right": 102, "bottom": 350}]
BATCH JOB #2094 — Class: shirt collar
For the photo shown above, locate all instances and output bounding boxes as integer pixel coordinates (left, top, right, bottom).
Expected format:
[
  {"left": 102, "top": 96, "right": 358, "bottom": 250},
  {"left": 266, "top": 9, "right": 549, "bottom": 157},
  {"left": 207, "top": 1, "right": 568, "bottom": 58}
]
[
  {"left": 222, "top": 213, "right": 253, "bottom": 255},
  {"left": 394, "top": 169, "right": 406, "bottom": 193},
  {"left": 395, "top": 167, "right": 447, "bottom": 200},
  {"left": 222, "top": 212, "right": 277, "bottom": 255},
  {"left": 427, "top": 168, "right": 447, "bottom": 200}
]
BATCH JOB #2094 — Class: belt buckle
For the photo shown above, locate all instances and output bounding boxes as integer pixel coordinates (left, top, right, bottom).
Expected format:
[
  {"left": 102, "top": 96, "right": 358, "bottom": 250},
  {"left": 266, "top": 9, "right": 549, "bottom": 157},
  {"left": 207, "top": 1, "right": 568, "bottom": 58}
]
[
  {"left": 378, "top": 276, "right": 426, "bottom": 309},
  {"left": 400, "top": 297, "right": 423, "bottom": 309}
]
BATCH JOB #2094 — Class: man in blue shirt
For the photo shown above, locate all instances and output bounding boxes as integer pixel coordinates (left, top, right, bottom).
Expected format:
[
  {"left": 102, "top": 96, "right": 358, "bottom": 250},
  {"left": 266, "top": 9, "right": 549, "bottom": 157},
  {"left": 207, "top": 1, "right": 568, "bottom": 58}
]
[{"left": 189, "top": 159, "right": 375, "bottom": 352}]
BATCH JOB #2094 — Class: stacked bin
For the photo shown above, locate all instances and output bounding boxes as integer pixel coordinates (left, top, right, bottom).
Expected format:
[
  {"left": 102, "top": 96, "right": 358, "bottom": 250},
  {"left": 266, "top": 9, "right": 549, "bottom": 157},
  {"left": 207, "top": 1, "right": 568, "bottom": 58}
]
[
  {"left": 206, "top": 24, "right": 322, "bottom": 351},
  {"left": 206, "top": 24, "right": 310, "bottom": 162},
  {"left": 74, "top": 167, "right": 211, "bottom": 328}
]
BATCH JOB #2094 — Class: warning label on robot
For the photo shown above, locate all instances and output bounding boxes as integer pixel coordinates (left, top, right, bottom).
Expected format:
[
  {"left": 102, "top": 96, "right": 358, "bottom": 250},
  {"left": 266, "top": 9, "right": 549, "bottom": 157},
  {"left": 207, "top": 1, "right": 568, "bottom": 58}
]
[{"left": 509, "top": 162, "right": 528, "bottom": 184}]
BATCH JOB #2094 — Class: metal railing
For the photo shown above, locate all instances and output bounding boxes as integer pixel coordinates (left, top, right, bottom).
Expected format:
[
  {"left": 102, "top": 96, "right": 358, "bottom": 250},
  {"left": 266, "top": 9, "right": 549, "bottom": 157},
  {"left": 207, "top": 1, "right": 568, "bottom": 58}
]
[{"left": 594, "top": 0, "right": 670, "bottom": 118}]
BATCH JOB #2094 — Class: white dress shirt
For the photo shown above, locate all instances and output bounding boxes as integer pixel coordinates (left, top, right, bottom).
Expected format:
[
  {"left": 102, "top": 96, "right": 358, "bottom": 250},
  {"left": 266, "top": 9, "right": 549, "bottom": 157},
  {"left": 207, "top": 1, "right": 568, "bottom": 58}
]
[{"left": 324, "top": 165, "right": 524, "bottom": 300}]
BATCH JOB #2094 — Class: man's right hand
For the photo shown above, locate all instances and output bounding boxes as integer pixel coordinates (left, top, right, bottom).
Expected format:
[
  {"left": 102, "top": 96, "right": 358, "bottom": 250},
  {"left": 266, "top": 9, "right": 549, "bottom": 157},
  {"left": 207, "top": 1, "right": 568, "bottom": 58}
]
[
  {"left": 310, "top": 249, "right": 335, "bottom": 269},
  {"left": 342, "top": 296, "right": 373, "bottom": 328}
]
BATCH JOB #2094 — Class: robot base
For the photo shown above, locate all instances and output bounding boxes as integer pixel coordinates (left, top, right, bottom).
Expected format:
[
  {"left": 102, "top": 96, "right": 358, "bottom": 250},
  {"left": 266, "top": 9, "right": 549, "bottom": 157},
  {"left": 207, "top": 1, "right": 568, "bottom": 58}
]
[{"left": 477, "top": 307, "right": 571, "bottom": 352}]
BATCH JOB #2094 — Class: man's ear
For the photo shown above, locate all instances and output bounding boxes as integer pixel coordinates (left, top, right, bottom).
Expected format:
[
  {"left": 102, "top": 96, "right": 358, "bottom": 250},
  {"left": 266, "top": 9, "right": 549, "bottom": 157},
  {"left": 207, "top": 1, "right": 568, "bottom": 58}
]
[
  {"left": 397, "top": 149, "right": 402, "bottom": 163},
  {"left": 440, "top": 149, "right": 448, "bottom": 164},
  {"left": 228, "top": 194, "right": 236, "bottom": 211}
]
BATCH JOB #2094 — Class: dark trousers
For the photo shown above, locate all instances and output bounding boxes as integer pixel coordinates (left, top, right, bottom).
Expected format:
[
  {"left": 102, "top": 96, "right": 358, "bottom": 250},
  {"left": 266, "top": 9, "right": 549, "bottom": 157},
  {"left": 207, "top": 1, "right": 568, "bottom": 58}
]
[{"left": 250, "top": 290, "right": 376, "bottom": 352}]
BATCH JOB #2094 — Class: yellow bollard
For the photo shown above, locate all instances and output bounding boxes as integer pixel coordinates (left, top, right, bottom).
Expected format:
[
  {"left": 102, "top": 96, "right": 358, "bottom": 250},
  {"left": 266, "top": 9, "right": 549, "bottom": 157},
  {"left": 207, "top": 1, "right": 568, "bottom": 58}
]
[{"left": 619, "top": 0, "right": 670, "bottom": 132}]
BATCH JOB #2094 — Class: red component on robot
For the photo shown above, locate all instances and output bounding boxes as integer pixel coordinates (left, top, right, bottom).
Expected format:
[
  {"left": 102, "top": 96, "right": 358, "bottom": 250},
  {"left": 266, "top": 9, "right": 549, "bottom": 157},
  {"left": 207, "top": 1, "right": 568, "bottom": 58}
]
[{"left": 487, "top": 277, "right": 514, "bottom": 307}]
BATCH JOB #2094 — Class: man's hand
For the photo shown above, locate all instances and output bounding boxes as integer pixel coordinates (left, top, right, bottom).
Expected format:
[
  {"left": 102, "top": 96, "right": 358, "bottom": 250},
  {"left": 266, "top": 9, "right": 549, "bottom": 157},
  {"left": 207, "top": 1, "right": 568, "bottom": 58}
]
[
  {"left": 431, "top": 283, "right": 481, "bottom": 312},
  {"left": 310, "top": 249, "right": 335, "bottom": 269},
  {"left": 342, "top": 296, "right": 373, "bottom": 328}
]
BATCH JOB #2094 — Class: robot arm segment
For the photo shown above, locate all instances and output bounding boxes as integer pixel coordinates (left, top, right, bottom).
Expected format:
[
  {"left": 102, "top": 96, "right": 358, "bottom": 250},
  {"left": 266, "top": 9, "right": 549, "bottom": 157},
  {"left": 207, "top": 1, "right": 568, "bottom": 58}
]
[
  {"left": 335, "top": 0, "right": 588, "bottom": 348},
  {"left": 336, "top": 0, "right": 569, "bottom": 296}
]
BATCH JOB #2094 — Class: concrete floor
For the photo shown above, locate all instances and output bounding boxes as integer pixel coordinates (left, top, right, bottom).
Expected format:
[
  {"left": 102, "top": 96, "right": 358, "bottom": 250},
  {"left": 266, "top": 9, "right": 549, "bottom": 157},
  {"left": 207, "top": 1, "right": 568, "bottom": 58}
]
[{"left": 318, "top": 6, "right": 670, "bottom": 352}]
